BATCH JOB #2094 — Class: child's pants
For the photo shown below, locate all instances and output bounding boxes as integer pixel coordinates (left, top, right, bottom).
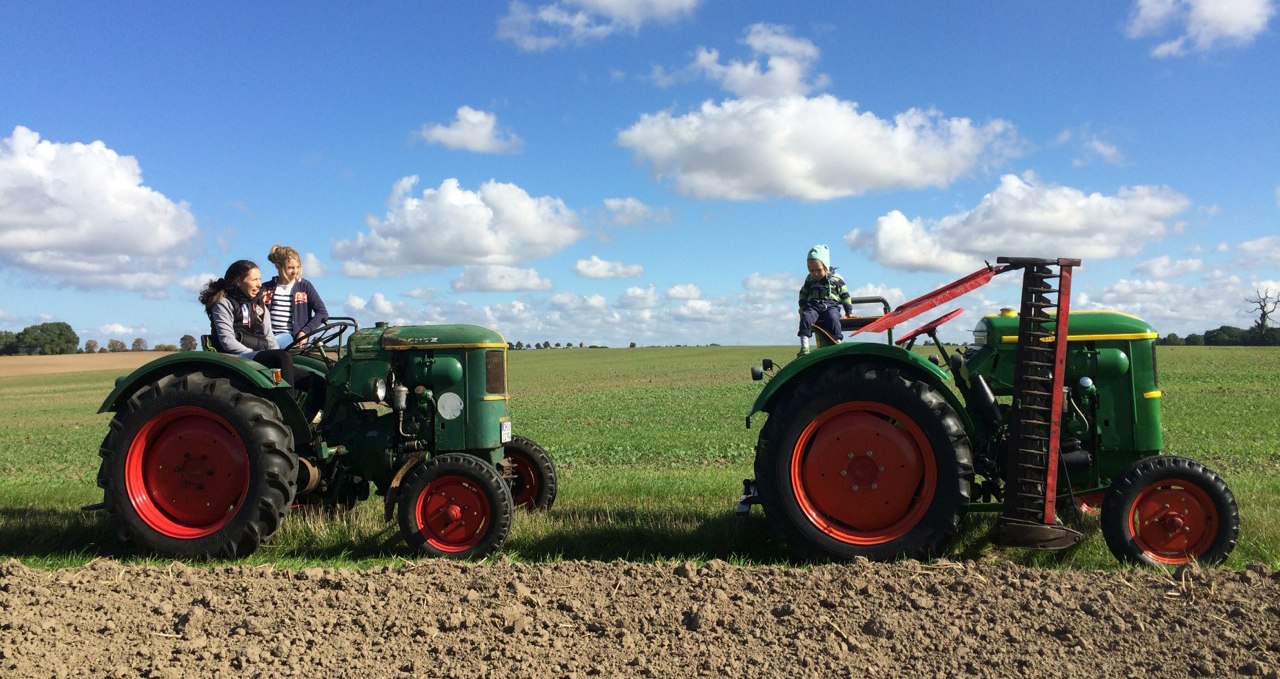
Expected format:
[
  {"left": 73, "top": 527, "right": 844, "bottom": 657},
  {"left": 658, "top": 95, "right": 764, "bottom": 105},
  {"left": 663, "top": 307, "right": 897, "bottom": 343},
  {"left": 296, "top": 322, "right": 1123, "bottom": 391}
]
[{"left": 799, "top": 302, "right": 843, "bottom": 341}]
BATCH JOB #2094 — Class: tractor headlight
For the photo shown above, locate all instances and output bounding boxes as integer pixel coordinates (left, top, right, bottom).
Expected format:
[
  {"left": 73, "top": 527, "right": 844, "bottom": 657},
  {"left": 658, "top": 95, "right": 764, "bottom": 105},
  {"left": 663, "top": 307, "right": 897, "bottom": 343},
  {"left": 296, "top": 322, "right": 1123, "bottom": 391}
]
[{"left": 369, "top": 377, "right": 388, "bottom": 403}]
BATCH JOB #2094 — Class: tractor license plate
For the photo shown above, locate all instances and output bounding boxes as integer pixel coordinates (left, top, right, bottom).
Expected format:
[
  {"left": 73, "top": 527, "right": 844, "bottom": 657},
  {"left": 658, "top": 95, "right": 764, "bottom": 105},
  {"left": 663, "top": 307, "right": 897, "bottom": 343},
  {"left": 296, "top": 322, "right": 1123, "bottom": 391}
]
[{"left": 500, "top": 420, "right": 512, "bottom": 443}]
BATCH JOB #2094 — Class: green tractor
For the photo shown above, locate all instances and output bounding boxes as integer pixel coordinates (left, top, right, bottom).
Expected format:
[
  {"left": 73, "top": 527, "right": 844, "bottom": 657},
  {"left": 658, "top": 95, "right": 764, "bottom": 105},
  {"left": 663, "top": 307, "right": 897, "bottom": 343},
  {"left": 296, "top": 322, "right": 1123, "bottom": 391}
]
[
  {"left": 743, "top": 257, "right": 1239, "bottom": 567},
  {"left": 92, "top": 318, "right": 557, "bottom": 560}
]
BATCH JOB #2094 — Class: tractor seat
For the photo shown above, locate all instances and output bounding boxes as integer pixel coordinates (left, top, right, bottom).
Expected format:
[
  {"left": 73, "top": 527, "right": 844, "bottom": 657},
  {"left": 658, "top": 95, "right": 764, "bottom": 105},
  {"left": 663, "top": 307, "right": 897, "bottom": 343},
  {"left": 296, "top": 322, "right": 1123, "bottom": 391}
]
[
  {"left": 840, "top": 315, "right": 883, "bottom": 332},
  {"left": 200, "top": 335, "right": 216, "bottom": 352}
]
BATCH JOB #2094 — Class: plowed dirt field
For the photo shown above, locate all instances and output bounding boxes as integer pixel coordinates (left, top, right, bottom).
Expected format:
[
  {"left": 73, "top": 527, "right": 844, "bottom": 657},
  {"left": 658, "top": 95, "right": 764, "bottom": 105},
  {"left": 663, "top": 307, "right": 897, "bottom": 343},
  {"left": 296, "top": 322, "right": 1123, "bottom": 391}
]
[{"left": 3, "top": 558, "right": 1277, "bottom": 678}]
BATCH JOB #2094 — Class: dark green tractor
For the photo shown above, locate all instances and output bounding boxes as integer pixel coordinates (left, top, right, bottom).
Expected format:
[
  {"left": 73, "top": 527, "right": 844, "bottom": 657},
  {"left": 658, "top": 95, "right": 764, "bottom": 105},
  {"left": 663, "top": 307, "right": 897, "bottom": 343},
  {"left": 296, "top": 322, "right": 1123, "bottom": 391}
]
[
  {"left": 93, "top": 318, "right": 556, "bottom": 560},
  {"left": 744, "top": 257, "right": 1239, "bottom": 567}
]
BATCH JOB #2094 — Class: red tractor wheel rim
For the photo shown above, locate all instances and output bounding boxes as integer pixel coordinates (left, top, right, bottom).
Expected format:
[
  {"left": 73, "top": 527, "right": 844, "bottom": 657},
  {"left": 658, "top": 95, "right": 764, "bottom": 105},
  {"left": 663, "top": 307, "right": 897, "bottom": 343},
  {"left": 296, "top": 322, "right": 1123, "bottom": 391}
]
[
  {"left": 124, "top": 406, "right": 251, "bottom": 539},
  {"left": 791, "top": 401, "right": 936, "bottom": 545},
  {"left": 1129, "top": 481, "right": 1219, "bottom": 564},
  {"left": 506, "top": 449, "right": 541, "bottom": 509},
  {"left": 414, "top": 475, "right": 491, "bottom": 553}
]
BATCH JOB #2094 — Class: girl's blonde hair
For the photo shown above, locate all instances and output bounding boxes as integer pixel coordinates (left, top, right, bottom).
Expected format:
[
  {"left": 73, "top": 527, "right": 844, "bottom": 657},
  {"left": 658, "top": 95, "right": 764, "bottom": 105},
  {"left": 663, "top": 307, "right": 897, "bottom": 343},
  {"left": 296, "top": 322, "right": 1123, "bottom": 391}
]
[{"left": 267, "top": 245, "right": 302, "bottom": 279}]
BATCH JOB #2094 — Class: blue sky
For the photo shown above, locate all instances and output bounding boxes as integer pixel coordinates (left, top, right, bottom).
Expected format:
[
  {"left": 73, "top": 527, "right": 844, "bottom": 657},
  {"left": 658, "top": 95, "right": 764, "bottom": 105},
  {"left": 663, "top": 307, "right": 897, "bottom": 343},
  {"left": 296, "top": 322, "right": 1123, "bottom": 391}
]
[{"left": 1, "top": 1, "right": 1277, "bottom": 348}]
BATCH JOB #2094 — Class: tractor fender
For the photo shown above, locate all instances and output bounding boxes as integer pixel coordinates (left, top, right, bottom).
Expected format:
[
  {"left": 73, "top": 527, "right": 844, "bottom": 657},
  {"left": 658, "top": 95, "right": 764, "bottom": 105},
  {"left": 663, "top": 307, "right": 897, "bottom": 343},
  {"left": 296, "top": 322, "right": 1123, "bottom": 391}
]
[
  {"left": 97, "top": 348, "right": 294, "bottom": 412},
  {"left": 747, "top": 343, "right": 972, "bottom": 432}
]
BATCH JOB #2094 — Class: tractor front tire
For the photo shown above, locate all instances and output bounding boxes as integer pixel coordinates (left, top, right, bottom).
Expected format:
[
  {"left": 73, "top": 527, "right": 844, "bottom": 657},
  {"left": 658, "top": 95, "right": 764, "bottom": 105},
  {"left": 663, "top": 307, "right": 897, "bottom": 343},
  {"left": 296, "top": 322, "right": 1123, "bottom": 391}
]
[
  {"left": 503, "top": 435, "right": 558, "bottom": 511},
  {"left": 97, "top": 371, "right": 297, "bottom": 559},
  {"left": 1100, "top": 455, "right": 1239, "bottom": 566},
  {"left": 397, "top": 453, "right": 514, "bottom": 560},
  {"left": 755, "top": 363, "right": 973, "bottom": 562}
]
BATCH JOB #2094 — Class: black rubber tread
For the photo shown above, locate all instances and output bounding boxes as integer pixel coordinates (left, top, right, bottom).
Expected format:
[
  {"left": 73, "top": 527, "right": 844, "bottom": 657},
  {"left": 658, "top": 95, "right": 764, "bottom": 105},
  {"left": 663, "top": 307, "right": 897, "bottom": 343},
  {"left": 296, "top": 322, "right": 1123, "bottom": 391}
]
[
  {"left": 97, "top": 371, "right": 297, "bottom": 559},
  {"left": 754, "top": 362, "right": 973, "bottom": 562},
  {"left": 397, "top": 452, "right": 515, "bottom": 560},
  {"left": 1100, "top": 455, "right": 1239, "bottom": 566},
  {"left": 504, "top": 435, "right": 559, "bottom": 511}
]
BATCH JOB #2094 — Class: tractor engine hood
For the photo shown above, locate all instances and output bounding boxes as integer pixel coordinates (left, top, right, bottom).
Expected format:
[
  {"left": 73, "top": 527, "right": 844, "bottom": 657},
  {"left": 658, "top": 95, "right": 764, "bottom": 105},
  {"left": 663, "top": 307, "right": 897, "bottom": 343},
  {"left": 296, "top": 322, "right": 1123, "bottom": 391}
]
[{"left": 349, "top": 323, "right": 508, "bottom": 355}]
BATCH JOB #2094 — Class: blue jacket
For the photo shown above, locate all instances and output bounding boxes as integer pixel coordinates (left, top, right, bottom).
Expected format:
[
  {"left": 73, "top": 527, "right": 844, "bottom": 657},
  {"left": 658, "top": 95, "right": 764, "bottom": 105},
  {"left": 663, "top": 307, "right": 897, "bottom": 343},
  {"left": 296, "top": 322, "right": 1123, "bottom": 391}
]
[{"left": 261, "top": 277, "right": 329, "bottom": 338}]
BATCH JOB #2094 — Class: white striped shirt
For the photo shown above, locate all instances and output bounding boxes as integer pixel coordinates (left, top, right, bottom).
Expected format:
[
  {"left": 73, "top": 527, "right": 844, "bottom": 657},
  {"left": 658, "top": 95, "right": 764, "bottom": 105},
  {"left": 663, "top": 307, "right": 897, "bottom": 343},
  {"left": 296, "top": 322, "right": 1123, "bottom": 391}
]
[{"left": 270, "top": 282, "right": 295, "bottom": 335}]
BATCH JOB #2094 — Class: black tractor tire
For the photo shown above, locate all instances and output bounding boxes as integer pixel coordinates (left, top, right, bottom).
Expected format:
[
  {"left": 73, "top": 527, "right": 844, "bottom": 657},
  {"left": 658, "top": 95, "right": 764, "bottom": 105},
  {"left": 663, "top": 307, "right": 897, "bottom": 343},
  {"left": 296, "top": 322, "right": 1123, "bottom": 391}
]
[
  {"left": 397, "top": 453, "right": 514, "bottom": 560},
  {"left": 1100, "top": 455, "right": 1239, "bottom": 566},
  {"left": 97, "top": 371, "right": 297, "bottom": 558},
  {"left": 503, "top": 435, "right": 558, "bottom": 511},
  {"left": 754, "top": 362, "right": 973, "bottom": 562}
]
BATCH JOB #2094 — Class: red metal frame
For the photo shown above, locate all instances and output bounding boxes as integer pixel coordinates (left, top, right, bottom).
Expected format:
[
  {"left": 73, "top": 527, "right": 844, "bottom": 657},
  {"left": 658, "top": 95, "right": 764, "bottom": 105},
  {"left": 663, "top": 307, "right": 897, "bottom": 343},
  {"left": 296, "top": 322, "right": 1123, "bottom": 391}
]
[
  {"left": 1041, "top": 264, "right": 1074, "bottom": 524},
  {"left": 850, "top": 264, "right": 1005, "bottom": 338}
]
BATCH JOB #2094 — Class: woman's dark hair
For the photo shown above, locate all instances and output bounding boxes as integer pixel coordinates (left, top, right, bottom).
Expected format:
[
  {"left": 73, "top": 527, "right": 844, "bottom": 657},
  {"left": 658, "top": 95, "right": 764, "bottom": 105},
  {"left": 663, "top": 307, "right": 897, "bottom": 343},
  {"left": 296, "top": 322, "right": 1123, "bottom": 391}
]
[{"left": 198, "top": 259, "right": 259, "bottom": 307}]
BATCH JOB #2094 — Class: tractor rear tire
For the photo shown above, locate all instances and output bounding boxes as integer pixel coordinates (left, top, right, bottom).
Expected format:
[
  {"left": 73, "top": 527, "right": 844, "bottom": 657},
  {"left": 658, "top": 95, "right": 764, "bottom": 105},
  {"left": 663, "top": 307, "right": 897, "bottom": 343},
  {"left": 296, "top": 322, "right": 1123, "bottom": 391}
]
[
  {"left": 754, "top": 363, "right": 973, "bottom": 562},
  {"left": 397, "top": 453, "right": 514, "bottom": 560},
  {"left": 503, "top": 435, "right": 558, "bottom": 511},
  {"left": 1100, "top": 455, "right": 1238, "bottom": 566},
  {"left": 97, "top": 371, "right": 297, "bottom": 558}
]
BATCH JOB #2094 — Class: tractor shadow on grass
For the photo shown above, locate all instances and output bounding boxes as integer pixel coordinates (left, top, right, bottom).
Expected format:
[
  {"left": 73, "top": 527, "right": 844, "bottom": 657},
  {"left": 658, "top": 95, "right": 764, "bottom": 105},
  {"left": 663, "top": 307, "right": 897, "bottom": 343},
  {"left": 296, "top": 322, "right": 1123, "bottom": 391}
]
[
  {"left": 0, "top": 507, "right": 135, "bottom": 561},
  {"left": 507, "top": 506, "right": 794, "bottom": 563}
]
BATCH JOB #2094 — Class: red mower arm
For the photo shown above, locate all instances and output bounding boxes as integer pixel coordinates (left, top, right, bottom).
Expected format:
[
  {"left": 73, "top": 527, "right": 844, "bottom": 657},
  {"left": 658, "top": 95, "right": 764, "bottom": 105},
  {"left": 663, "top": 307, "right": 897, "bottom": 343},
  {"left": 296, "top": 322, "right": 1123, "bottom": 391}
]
[
  {"left": 896, "top": 308, "right": 964, "bottom": 348},
  {"left": 850, "top": 263, "right": 1005, "bottom": 338}
]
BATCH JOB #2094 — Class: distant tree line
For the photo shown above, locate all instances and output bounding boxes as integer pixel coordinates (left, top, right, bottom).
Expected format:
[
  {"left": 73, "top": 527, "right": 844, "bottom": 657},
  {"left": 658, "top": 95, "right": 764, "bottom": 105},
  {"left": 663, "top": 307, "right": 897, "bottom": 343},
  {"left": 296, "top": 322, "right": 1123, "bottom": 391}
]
[
  {"left": 0, "top": 322, "right": 79, "bottom": 355},
  {"left": 0, "top": 322, "right": 203, "bottom": 356},
  {"left": 508, "top": 340, "right": 609, "bottom": 350},
  {"left": 1158, "top": 326, "right": 1280, "bottom": 346},
  {"left": 1157, "top": 291, "right": 1280, "bottom": 346}
]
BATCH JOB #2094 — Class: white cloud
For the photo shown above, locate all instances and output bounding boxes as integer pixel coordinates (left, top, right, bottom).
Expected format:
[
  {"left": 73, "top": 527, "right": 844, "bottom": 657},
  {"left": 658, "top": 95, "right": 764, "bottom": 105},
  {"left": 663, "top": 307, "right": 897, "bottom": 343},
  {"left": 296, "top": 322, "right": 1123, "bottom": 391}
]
[
  {"left": 452, "top": 265, "right": 553, "bottom": 292},
  {"left": 602, "top": 197, "right": 670, "bottom": 225},
  {"left": 846, "top": 173, "right": 1192, "bottom": 272},
  {"left": 744, "top": 272, "right": 797, "bottom": 292},
  {"left": 0, "top": 126, "right": 199, "bottom": 290},
  {"left": 666, "top": 283, "right": 701, "bottom": 299},
  {"left": 845, "top": 211, "right": 979, "bottom": 273},
  {"left": 344, "top": 292, "right": 401, "bottom": 319},
  {"left": 620, "top": 96, "right": 1016, "bottom": 200},
  {"left": 669, "top": 298, "right": 716, "bottom": 321},
  {"left": 1080, "top": 269, "right": 1262, "bottom": 335},
  {"left": 1058, "top": 129, "right": 1125, "bottom": 167},
  {"left": 415, "top": 106, "right": 523, "bottom": 154},
  {"left": 549, "top": 291, "right": 608, "bottom": 310},
  {"left": 302, "top": 253, "right": 325, "bottom": 278},
  {"left": 1238, "top": 235, "right": 1280, "bottom": 264},
  {"left": 1127, "top": 0, "right": 1276, "bottom": 56},
  {"left": 498, "top": 0, "right": 700, "bottom": 51},
  {"left": 99, "top": 323, "right": 133, "bottom": 335},
  {"left": 617, "top": 284, "right": 659, "bottom": 309},
  {"left": 692, "top": 24, "right": 828, "bottom": 98},
  {"left": 620, "top": 26, "right": 1016, "bottom": 201},
  {"left": 334, "top": 177, "right": 582, "bottom": 276},
  {"left": 574, "top": 255, "right": 644, "bottom": 278},
  {"left": 1133, "top": 255, "right": 1203, "bottom": 278},
  {"left": 180, "top": 273, "right": 219, "bottom": 293}
]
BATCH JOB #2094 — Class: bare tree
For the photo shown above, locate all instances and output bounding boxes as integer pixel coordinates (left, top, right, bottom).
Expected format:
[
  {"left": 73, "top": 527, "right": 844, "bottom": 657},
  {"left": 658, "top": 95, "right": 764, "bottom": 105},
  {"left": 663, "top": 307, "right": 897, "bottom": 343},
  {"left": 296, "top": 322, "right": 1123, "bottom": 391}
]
[{"left": 1247, "top": 289, "right": 1278, "bottom": 331}]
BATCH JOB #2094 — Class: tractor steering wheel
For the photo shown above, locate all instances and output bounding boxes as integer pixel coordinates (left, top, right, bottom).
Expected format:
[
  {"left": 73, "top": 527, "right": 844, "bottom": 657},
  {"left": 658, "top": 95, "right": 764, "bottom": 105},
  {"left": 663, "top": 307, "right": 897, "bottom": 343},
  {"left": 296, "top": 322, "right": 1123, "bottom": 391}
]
[{"left": 287, "top": 317, "right": 359, "bottom": 368}]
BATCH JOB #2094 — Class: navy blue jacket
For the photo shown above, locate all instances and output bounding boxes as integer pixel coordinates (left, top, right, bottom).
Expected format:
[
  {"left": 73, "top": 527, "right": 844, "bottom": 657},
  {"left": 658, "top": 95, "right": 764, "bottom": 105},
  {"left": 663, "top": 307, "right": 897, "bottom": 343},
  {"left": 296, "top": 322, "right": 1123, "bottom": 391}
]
[{"left": 261, "top": 277, "right": 329, "bottom": 338}]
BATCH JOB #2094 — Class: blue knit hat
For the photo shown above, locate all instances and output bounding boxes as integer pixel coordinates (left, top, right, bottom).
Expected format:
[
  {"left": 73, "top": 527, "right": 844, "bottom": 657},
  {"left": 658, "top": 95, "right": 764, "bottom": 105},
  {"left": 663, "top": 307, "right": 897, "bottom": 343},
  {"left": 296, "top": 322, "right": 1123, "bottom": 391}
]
[{"left": 807, "top": 244, "right": 830, "bottom": 268}]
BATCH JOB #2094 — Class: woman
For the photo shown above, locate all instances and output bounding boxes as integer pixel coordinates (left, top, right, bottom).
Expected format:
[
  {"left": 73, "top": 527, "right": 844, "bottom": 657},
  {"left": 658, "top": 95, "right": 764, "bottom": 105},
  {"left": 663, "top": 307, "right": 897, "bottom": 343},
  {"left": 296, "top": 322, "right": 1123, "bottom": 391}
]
[
  {"left": 261, "top": 245, "right": 328, "bottom": 349},
  {"left": 198, "top": 259, "right": 298, "bottom": 393}
]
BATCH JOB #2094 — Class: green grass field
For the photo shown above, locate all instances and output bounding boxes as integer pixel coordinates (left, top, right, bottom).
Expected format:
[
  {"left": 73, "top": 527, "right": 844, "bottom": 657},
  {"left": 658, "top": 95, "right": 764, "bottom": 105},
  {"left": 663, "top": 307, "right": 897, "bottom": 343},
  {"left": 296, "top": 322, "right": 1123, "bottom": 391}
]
[{"left": 0, "top": 345, "right": 1276, "bottom": 570}]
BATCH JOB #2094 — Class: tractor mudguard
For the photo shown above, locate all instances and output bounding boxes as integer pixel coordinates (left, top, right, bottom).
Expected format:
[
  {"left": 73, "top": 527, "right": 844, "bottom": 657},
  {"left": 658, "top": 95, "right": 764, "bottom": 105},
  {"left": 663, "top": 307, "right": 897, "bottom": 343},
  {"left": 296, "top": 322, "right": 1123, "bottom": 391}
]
[
  {"left": 747, "top": 343, "right": 970, "bottom": 432},
  {"left": 98, "top": 351, "right": 302, "bottom": 414}
]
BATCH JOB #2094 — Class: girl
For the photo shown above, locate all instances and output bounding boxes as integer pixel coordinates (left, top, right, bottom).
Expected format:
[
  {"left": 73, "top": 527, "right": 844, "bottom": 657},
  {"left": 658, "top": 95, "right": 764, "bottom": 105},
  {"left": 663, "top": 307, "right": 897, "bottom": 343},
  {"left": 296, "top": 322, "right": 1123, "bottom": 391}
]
[
  {"left": 198, "top": 259, "right": 298, "bottom": 392},
  {"left": 262, "top": 244, "right": 329, "bottom": 349}
]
